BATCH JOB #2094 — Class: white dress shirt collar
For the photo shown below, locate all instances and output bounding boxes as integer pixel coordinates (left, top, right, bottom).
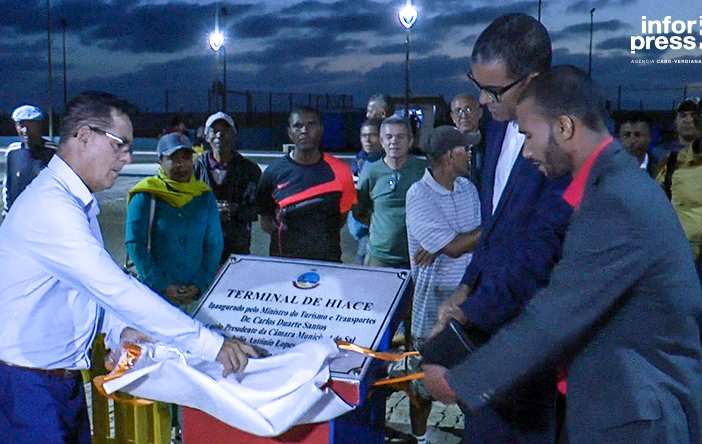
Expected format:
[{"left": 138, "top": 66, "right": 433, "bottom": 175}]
[
  {"left": 48, "top": 155, "right": 98, "bottom": 215},
  {"left": 492, "top": 121, "right": 525, "bottom": 213}
]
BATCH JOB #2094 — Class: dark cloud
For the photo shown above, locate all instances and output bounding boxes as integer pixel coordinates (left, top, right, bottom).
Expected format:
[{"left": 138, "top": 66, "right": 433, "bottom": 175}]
[
  {"left": 1, "top": 0, "right": 254, "bottom": 53},
  {"left": 551, "top": 19, "right": 632, "bottom": 41},
  {"left": 566, "top": 0, "right": 636, "bottom": 14},
  {"left": 235, "top": 14, "right": 293, "bottom": 39},
  {"left": 368, "top": 39, "right": 441, "bottom": 56},
  {"left": 597, "top": 36, "right": 636, "bottom": 51},
  {"left": 427, "top": 1, "right": 538, "bottom": 30},
  {"left": 0, "top": 0, "right": 697, "bottom": 116}
]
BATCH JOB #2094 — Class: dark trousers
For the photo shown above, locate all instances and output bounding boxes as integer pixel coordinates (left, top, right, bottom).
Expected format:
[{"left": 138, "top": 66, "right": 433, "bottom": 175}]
[
  {"left": 463, "top": 404, "right": 556, "bottom": 444},
  {"left": 0, "top": 362, "right": 90, "bottom": 444}
]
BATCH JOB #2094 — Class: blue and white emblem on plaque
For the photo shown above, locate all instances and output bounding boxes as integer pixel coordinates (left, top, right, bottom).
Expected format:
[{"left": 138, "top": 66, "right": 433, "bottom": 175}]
[{"left": 293, "top": 271, "right": 321, "bottom": 289}]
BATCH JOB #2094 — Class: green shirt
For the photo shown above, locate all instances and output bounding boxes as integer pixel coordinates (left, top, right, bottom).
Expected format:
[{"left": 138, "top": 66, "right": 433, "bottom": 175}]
[{"left": 356, "top": 155, "right": 427, "bottom": 265}]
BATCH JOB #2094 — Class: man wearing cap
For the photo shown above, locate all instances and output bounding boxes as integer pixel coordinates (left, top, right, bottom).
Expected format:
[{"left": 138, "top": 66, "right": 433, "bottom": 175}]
[
  {"left": 3, "top": 104, "right": 57, "bottom": 214},
  {"left": 194, "top": 111, "right": 261, "bottom": 260},
  {"left": 127, "top": 132, "right": 223, "bottom": 310},
  {"left": 404, "top": 126, "right": 482, "bottom": 444},
  {"left": 0, "top": 92, "right": 255, "bottom": 443},
  {"left": 256, "top": 106, "right": 356, "bottom": 262}
]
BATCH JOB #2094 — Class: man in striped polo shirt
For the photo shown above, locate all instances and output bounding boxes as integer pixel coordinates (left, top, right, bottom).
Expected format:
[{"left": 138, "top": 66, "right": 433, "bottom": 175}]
[{"left": 405, "top": 126, "right": 482, "bottom": 444}]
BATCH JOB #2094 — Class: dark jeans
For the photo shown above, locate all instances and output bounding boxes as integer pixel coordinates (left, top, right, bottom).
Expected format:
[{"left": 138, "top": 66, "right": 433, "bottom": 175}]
[{"left": 0, "top": 361, "right": 90, "bottom": 444}]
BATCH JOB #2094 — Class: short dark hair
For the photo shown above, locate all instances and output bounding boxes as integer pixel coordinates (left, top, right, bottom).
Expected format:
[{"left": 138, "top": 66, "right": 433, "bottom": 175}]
[
  {"left": 472, "top": 13, "right": 552, "bottom": 80},
  {"left": 59, "top": 91, "right": 138, "bottom": 145},
  {"left": 617, "top": 111, "right": 652, "bottom": 134},
  {"left": 360, "top": 118, "right": 382, "bottom": 132},
  {"left": 367, "top": 94, "right": 395, "bottom": 117},
  {"left": 380, "top": 115, "right": 412, "bottom": 136},
  {"left": 288, "top": 106, "right": 321, "bottom": 127},
  {"left": 518, "top": 65, "right": 606, "bottom": 132}
]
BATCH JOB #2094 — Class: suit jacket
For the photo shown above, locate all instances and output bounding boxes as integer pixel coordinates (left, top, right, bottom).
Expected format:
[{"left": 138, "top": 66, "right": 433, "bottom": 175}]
[
  {"left": 448, "top": 141, "right": 702, "bottom": 444},
  {"left": 460, "top": 119, "right": 572, "bottom": 334},
  {"left": 456, "top": 118, "right": 572, "bottom": 442}
]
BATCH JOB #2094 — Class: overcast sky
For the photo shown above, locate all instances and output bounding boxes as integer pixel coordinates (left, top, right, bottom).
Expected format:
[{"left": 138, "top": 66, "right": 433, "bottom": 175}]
[{"left": 2, "top": 0, "right": 701, "bottom": 115}]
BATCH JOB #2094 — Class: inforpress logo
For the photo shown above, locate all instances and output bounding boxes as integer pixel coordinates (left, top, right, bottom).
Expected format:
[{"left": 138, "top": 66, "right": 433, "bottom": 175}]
[{"left": 631, "top": 16, "right": 702, "bottom": 53}]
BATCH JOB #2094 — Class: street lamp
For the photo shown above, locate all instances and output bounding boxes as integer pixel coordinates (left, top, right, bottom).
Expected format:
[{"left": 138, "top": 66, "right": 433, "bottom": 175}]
[
  {"left": 209, "top": 30, "right": 226, "bottom": 112},
  {"left": 46, "top": 0, "right": 54, "bottom": 138},
  {"left": 61, "top": 18, "right": 67, "bottom": 109},
  {"left": 399, "top": 1, "right": 417, "bottom": 117},
  {"left": 588, "top": 8, "right": 596, "bottom": 76}
]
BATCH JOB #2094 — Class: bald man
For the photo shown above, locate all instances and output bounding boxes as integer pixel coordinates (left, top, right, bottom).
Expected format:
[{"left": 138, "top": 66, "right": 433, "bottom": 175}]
[{"left": 450, "top": 93, "right": 484, "bottom": 188}]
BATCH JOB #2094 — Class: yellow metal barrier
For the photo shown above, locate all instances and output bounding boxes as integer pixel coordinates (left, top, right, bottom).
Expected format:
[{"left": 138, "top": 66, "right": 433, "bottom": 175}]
[{"left": 87, "top": 335, "right": 171, "bottom": 444}]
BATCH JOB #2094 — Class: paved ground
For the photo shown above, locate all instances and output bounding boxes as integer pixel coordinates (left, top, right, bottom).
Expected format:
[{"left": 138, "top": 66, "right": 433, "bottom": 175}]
[{"left": 1, "top": 157, "right": 464, "bottom": 443}]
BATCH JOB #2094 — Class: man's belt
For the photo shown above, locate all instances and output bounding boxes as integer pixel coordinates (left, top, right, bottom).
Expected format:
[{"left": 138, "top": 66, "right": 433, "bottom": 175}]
[{"left": 0, "top": 359, "right": 82, "bottom": 380}]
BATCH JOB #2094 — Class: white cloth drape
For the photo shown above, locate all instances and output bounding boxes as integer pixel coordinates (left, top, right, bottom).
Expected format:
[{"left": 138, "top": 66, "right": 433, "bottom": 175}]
[{"left": 102, "top": 339, "right": 354, "bottom": 437}]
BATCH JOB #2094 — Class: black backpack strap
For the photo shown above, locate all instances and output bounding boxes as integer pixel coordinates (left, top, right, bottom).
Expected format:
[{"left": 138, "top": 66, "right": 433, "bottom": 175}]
[{"left": 664, "top": 151, "right": 678, "bottom": 201}]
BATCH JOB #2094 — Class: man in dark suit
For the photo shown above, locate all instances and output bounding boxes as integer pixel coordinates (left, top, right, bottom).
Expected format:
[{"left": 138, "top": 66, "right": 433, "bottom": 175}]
[
  {"left": 425, "top": 65, "right": 702, "bottom": 444},
  {"left": 433, "top": 13, "right": 572, "bottom": 443}
]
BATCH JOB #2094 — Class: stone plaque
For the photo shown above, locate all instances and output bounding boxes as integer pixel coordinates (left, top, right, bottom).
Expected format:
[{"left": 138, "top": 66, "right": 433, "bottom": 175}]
[{"left": 192, "top": 256, "right": 411, "bottom": 383}]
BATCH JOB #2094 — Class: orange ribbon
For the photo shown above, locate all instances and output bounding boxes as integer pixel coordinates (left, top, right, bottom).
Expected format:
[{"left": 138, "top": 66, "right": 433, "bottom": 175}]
[
  {"left": 92, "top": 342, "right": 154, "bottom": 406},
  {"left": 336, "top": 341, "right": 424, "bottom": 387}
]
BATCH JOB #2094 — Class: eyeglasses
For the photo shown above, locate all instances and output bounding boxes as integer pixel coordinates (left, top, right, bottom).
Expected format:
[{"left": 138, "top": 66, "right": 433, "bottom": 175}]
[
  {"left": 467, "top": 71, "right": 528, "bottom": 103},
  {"left": 388, "top": 170, "right": 398, "bottom": 191},
  {"left": 451, "top": 107, "right": 477, "bottom": 119},
  {"left": 89, "top": 126, "right": 132, "bottom": 155}
]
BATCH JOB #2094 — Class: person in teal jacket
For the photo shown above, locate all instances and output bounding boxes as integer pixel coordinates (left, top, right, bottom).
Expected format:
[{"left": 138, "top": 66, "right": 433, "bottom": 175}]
[{"left": 126, "top": 132, "right": 223, "bottom": 311}]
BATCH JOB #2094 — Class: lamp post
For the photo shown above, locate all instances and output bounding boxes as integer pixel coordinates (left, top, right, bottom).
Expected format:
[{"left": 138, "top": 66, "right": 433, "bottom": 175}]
[
  {"left": 46, "top": 0, "right": 54, "bottom": 138},
  {"left": 209, "top": 6, "right": 228, "bottom": 112},
  {"left": 399, "top": 1, "right": 417, "bottom": 117},
  {"left": 588, "top": 8, "right": 596, "bottom": 76},
  {"left": 209, "top": 30, "right": 226, "bottom": 111},
  {"left": 61, "top": 18, "right": 67, "bottom": 109}
]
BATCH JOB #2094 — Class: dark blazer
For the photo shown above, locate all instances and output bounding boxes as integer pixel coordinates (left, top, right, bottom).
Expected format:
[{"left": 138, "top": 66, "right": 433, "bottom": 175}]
[
  {"left": 460, "top": 120, "right": 572, "bottom": 333},
  {"left": 449, "top": 141, "right": 702, "bottom": 444},
  {"left": 457, "top": 118, "right": 572, "bottom": 443}
]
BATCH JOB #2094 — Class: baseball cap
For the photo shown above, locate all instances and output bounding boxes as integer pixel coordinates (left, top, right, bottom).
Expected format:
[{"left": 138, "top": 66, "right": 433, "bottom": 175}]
[
  {"left": 421, "top": 126, "right": 481, "bottom": 160},
  {"left": 11, "top": 105, "right": 44, "bottom": 122},
  {"left": 205, "top": 111, "right": 237, "bottom": 133},
  {"left": 678, "top": 99, "right": 698, "bottom": 114},
  {"left": 157, "top": 133, "right": 193, "bottom": 157}
]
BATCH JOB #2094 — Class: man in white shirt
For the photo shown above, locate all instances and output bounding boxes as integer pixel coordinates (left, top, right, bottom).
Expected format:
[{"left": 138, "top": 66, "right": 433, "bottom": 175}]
[{"left": 0, "top": 91, "right": 255, "bottom": 443}]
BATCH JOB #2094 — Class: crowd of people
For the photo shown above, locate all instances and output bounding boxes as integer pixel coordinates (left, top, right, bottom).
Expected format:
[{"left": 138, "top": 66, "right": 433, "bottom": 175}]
[{"left": 2, "top": 11, "right": 702, "bottom": 444}]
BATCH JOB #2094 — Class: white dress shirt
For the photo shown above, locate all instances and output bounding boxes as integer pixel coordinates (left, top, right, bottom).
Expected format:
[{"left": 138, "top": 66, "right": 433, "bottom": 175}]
[
  {"left": 492, "top": 121, "right": 525, "bottom": 213},
  {"left": 0, "top": 156, "right": 223, "bottom": 370},
  {"left": 640, "top": 153, "right": 649, "bottom": 170}
]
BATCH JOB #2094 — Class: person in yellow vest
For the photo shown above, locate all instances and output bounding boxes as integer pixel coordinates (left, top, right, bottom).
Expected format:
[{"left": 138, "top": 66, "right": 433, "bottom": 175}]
[{"left": 656, "top": 100, "right": 702, "bottom": 259}]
